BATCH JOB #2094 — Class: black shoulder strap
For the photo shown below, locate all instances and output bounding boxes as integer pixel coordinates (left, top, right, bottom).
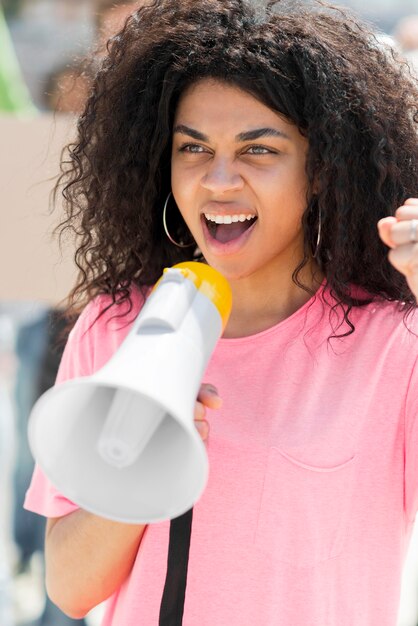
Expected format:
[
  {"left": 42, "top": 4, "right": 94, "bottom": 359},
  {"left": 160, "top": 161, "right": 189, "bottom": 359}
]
[{"left": 159, "top": 508, "right": 193, "bottom": 626}]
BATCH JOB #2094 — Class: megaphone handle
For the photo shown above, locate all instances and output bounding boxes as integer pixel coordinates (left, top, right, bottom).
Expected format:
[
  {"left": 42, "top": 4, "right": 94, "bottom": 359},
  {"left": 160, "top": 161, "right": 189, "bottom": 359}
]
[{"left": 159, "top": 508, "right": 193, "bottom": 625}]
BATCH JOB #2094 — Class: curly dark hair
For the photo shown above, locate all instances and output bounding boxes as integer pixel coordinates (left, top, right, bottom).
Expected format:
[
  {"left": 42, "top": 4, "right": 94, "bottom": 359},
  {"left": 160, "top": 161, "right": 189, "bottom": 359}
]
[{"left": 56, "top": 0, "right": 418, "bottom": 334}]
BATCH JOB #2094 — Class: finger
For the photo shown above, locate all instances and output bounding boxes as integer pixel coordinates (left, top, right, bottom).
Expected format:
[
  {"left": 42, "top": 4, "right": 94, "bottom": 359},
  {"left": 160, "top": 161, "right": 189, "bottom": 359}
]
[
  {"left": 377, "top": 217, "right": 397, "bottom": 249},
  {"left": 197, "top": 383, "right": 223, "bottom": 409},
  {"left": 194, "top": 401, "right": 206, "bottom": 421},
  {"left": 388, "top": 243, "right": 418, "bottom": 277},
  {"left": 396, "top": 202, "right": 418, "bottom": 221},
  {"left": 195, "top": 419, "right": 209, "bottom": 441},
  {"left": 388, "top": 244, "right": 418, "bottom": 299},
  {"left": 389, "top": 220, "right": 418, "bottom": 247}
]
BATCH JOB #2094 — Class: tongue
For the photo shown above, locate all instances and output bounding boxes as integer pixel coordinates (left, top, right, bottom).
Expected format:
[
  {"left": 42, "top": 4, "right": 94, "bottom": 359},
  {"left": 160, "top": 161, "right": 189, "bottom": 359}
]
[{"left": 215, "top": 222, "right": 250, "bottom": 243}]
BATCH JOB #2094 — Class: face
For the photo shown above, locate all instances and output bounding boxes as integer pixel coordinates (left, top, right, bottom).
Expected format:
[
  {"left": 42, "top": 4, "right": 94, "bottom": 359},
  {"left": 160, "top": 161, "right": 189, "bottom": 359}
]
[{"left": 171, "top": 79, "right": 310, "bottom": 283}]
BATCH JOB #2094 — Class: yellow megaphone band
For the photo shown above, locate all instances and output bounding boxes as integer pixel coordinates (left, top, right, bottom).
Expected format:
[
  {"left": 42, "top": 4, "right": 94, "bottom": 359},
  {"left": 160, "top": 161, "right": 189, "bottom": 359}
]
[{"left": 167, "top": 262, "right": 232, "bottom": 331}]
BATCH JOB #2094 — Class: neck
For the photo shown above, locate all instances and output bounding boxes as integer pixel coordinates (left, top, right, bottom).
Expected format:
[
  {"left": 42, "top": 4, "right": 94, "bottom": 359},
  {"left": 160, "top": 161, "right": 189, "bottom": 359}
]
[{"left": 223, "top": 260, "right": 324, "bottom": 339}]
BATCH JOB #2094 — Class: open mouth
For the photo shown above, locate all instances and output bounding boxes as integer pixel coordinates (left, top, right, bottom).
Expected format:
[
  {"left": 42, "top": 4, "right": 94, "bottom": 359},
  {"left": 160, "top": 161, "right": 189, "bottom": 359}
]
[{"left": 203, "top": 214, "right": 258, "bottom": 244}]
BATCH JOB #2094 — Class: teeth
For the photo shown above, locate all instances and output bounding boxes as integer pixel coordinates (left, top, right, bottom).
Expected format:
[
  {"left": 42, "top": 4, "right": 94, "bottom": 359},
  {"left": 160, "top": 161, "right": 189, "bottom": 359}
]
[{"left": 204, "top": 213, "right": 256, "bottom": 224}]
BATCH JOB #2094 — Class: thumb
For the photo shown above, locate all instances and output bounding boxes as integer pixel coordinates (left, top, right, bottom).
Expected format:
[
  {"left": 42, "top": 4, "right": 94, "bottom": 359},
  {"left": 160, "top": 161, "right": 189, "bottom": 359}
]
[
  {"left": 377, "top": 216, "right": 397, "bottom": 249},
  {"left": 197, "top": 383, "right": 223, "bottom": 409}
]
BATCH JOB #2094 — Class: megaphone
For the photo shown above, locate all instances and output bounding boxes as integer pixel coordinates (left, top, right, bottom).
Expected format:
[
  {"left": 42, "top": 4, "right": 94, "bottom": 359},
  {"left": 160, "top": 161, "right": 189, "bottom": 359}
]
[{"left": 28, "top": 262, "right": 232, "bottom": 524}]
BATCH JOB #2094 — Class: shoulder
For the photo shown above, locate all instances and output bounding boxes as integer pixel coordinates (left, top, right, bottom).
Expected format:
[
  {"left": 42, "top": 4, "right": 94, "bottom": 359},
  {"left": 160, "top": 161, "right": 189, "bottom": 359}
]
[
  {"left": 348, "top": 298, "right": 418, "bottom": 354},
  {"left": 357, "top": 298, "right": 418, "bottom": 330},
  {"left": 323, "top": 281, "right": 418, "bottom": 338},
  {"left": 71, "top": 284, "right": 147, "bottom": 337},
  {"left": 58, "top": 285, "right": 148, "bottom": 381}
]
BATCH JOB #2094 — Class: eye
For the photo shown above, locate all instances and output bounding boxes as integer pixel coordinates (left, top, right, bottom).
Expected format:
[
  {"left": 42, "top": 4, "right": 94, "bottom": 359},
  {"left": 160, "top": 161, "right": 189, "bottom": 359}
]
[
  {"left": 244, "top": 145, "right": 276, "bottom": 155},
  {"left": 178, "top": 143, "right": 208, "bottom": 154}
]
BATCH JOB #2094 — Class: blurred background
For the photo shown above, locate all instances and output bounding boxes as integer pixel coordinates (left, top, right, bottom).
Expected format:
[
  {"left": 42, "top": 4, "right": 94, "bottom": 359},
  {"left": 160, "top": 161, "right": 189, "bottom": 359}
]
[{"left": 1, "top": 0, "right": 418, "bottom": 625}]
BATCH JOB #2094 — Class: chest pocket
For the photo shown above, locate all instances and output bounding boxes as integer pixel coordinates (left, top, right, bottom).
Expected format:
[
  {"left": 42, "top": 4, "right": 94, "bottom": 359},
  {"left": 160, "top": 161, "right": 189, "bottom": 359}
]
[{"left": 255, "top": 447, "right": 356, "bottom": 569}]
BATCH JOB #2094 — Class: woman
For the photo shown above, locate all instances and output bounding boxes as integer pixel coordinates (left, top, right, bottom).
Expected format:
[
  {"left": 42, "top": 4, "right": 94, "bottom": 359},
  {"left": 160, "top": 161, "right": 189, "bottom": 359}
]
[{"left": 25, "top": 1, "right": 418, "bottom": 624}]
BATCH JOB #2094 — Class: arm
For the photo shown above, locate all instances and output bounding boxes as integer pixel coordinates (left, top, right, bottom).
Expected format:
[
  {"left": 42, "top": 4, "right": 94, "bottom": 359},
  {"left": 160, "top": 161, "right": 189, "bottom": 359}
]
[
  {"left": 44, "top": 384, "right": 222, "bottom": 618},
  {"left": 45, "top": 510, "right": 146, "bottom": 618}
]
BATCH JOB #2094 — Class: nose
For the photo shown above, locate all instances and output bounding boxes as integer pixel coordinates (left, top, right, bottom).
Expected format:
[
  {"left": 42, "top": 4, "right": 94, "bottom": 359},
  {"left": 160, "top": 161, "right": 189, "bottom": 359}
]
[{"left": 200, "top": 157, "right": 244, "bottom": 194}]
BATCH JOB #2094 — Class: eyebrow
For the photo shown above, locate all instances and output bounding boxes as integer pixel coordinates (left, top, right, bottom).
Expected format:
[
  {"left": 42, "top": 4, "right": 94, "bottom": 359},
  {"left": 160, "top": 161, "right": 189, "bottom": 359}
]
[{"left": 173, "top": 124, "right": 291, "bottom": 142}]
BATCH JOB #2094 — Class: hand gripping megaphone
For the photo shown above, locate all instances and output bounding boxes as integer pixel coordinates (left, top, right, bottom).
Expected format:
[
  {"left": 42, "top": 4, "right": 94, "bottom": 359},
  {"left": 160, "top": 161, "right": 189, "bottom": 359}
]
[{"left": 28, "top": 262, "right": 232, "bottom": 524}]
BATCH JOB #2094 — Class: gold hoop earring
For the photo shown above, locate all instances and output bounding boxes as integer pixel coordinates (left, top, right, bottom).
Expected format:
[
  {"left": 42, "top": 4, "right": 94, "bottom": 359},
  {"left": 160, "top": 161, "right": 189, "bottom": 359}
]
[{"left": 162, "top": 192, "right": 195, "bottom": 249}]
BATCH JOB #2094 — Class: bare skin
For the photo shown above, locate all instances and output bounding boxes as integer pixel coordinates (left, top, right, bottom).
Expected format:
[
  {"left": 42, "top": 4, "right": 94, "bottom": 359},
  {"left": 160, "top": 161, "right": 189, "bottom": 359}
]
[
  {"left": 378, "top": 198, "right": 418, "bottom": 299},
  {"left": 45, "top": 383, "right": 220, "bottom": 618},
  {"left": 45, "top": 80, "right": 416, "bottom": 618},
  {"left": 45, "top": 80, "right": 323, "bottom": 617},
  {"left": 171, "top": 79, "right": 324, "bottom": 339},
  {"left": 50, "top": 187, "right": 418, "bottom": 616}
]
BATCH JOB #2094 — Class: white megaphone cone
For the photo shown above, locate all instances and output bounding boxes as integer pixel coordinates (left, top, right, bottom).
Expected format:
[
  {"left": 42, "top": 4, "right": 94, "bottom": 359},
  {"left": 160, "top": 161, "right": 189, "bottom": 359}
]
[{"left": 28, "top": 262, "right": 232, "bottom": 524}]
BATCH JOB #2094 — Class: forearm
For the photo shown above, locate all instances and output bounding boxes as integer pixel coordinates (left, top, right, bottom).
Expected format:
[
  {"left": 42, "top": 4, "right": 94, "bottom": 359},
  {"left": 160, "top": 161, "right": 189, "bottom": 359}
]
[{"left": 45, "top": 510, "right": 146, "bottom": 618}]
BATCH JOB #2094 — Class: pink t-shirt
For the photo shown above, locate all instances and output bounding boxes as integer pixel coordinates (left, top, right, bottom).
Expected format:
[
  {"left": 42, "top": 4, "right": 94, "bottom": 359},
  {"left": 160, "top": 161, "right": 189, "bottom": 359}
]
[{"left": 25, "top": 284, "right": 418, "bottom": 625}]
